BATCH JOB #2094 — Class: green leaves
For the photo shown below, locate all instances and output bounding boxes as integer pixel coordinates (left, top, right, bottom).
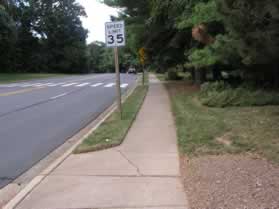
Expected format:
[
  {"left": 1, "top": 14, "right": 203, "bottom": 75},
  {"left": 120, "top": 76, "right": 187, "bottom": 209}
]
[
  {"left": 0, "top": 0, "right": 88, "bottom": 73},
  {"left": 218, "top": 0, "right": 279, "bottom": 66},
  {"left": 177, "top": 0, "right": 222, "bottom": 29},
  {"left": 0, "top": 5, "right": 16, "bottom": 71}
]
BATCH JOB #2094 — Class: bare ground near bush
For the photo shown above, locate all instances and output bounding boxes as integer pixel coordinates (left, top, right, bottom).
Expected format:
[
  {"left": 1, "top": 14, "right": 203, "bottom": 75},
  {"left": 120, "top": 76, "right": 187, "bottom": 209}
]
[{"left": 181, "top": 154, "right": 279, "bottom": 209}]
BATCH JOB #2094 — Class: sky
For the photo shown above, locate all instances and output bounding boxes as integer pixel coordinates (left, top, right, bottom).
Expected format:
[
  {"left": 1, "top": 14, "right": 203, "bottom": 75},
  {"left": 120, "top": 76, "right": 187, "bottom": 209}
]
[{"left": 77, "top": 0, "right": 119, "bottom": 43}]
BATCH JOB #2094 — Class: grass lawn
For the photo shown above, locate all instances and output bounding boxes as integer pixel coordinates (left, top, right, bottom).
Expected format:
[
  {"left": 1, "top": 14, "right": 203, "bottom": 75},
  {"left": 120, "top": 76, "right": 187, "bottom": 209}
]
[
  {"left": 166, "top": 82, "right": 279, "bottom": 164},
  {"left": 0, "top": 73, "right": 67, "bottom": 84},
  {"left": 75, "top": 84, "right": 148, "bottom": 154}
]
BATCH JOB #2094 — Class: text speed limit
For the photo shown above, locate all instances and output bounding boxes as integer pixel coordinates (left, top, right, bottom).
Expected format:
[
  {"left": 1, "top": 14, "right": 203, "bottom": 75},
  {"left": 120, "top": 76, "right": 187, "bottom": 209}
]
[{"left": 105, "top": 21, "right": 126, "bottom": 47}]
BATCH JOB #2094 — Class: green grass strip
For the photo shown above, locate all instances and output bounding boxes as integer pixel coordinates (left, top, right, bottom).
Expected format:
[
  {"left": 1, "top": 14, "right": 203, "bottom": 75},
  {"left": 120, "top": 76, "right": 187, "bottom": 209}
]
[
  {"left": 74, "top": 85, "right": 149, "bottom": 154},
  {"left": 0, "top": 73, "right": 67, "bottom": 84}
]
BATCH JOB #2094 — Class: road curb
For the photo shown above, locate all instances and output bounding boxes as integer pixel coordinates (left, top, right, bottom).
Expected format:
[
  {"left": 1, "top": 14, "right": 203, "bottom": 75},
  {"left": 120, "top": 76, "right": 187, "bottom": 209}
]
[{"left": 3, "top": 78, "right": 140, "bottom": 209}]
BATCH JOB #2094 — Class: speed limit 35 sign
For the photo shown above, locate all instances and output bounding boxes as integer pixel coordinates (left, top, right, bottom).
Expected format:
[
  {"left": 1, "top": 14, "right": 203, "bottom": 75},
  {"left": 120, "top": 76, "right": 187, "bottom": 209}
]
[
  {"left": 105, "top": 21, "right": 125, "bottom": 47},
  {"left": 105, "top": 21, "right": 126, "bottom": 119}
]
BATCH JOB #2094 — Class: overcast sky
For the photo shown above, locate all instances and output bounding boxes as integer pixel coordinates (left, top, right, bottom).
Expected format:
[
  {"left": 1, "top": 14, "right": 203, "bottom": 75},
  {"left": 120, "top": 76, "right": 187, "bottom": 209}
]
[{"left": 77, "top": 0, "right": 119, "bottom": 43}]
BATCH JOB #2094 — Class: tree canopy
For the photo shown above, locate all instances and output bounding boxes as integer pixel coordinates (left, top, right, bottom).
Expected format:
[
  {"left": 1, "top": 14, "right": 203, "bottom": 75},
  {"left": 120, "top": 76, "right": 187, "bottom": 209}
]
[
  {"left": 103, "top": 0, "right": 279, "bottom": 87},
  {"left": 1, "top": 0, "right": 278, "bottom": 86},
  {"left": 0, "top": 0, "right": 88, "bottom": 73}
]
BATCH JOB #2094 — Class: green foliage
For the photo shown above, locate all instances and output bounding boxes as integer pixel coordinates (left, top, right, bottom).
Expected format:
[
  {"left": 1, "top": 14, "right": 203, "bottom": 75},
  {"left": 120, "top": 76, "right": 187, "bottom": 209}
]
[
  {"left": 99, "top": 47, "right": 114, "bottom": 73},
  {"left": 199, "top": 82, "right": 279, "bottom": 107},
  {"left": 87, "top": 41, "right": 105, "bottom": 73},
  {"left": 87, "top": 42, "right": 138, "bottom": 74},
  {"left": 0, "top": 5, "right": 16, "bottom": 70},
  {"left": 218, "top": 0, "right": 279, "bottom": 66},
  {"left": 166, "top": 69, "right": 182, "bottom": 81},
  {"left": 107, "top": 0, "right": 279, "bottom": 86},
  {"left": 0, "top": 0, "right": 88, "bottom": 73},
  {"left": 177, "top": 0, "right": 221, "bottom": 29},
  {"left": 188, "top": 35, "right": 241, "bottom": 69},
  {"left": 188, "top": 47, "right": 218, "bottom": 69}
]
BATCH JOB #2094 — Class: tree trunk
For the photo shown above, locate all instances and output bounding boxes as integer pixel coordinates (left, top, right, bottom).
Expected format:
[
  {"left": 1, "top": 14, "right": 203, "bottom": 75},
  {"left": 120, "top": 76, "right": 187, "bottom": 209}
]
[
  {"left": 212, "top": 67, "right": 222, "bottom": 81},
  {"left": 182, "top": 65, "right": 187, "bottom": 73},
  {"left": 274, "top": 63, "right": 279, "bottom": 89},
  {"left": 190, "top": 68, "right": 195, "bottom": 82},
  {"left": 195, "top": 68, "right": 206, "bottom": 85}
]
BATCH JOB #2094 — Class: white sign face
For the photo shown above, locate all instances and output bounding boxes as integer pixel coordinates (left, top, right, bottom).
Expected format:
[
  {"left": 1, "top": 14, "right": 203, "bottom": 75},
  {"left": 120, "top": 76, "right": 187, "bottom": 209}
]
[{"left": 105, "top": 21, "right": 126, "bottom": 47}]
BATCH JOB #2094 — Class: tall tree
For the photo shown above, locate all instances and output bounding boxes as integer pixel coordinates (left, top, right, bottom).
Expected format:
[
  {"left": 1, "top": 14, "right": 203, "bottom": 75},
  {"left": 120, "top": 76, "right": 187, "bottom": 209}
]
[
  {"left": 218, "top": 0, "right": 279, "bottom": 86},
  {"left": 0, "top": 4, "right": 16, "bottom": 71},
  {"left": 0, "top": 0, "right": 89, "bottom": 73},
  {"left": 87, "top": 41, "right": 106, "bottom": 73},
  {"left": 33, "top": 0, "right": 88, "bottom": 73}
]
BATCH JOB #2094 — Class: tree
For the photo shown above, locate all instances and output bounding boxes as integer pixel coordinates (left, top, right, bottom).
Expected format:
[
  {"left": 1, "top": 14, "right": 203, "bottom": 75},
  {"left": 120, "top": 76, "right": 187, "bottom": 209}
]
[
  {"left": 33, "top": 0, "right": 88, "bottom": 73},
  {"left": 0, "top": 5, "right": 16, "bottom": 71},
  {"left": 87, "top": 41, "right": 106, "bottom": 73},
  {"left": 0, "top": 0, "right": 89, "bottom": 73},
  {"left": 218, "top": 0, "right": 279, "bottom": 86}
]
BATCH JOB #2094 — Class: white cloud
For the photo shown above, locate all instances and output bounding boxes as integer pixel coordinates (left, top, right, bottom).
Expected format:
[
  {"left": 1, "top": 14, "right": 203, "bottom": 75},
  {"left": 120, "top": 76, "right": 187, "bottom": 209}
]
[{"left": 77, "top": 0, "right": 119, "bottom": 43}]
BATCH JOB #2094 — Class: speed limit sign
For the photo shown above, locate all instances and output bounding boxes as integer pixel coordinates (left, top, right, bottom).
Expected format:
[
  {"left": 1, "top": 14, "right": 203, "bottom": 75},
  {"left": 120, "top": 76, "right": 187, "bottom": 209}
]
[
  {"left": 105, "top": 21, "right": 126, "bottom": 47},
  {"left": 105, "top": 21, "right": 126, "bottom": 119}
]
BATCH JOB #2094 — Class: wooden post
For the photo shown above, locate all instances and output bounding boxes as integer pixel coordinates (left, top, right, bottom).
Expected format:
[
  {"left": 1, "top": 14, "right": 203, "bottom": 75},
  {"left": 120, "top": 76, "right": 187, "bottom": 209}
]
[{"left": 114, "top": 47, "right": 122, "bottom": 119}]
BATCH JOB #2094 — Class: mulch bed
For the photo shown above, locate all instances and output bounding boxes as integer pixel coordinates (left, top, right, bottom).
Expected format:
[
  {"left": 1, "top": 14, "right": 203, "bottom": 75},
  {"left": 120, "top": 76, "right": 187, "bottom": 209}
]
[{"left": 180, "top": 154, "right": 279, "bottom": 209}]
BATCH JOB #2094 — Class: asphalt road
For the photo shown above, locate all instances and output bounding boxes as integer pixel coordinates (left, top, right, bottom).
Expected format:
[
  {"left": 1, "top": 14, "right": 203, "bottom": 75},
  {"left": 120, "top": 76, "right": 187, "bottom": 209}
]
[{"left": 0, "top": 73, "right": 137, "bottom": 189}]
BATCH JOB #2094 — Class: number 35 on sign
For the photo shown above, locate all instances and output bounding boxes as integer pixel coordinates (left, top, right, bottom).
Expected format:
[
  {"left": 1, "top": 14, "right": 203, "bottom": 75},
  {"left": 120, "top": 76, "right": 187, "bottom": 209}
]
[{"left": 105, "top": 21, "right": 126, "bottom": 47}]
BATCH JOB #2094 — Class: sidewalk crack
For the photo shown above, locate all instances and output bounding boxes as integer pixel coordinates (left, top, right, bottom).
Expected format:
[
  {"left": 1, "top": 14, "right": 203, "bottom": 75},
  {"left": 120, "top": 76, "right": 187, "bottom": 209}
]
[{"left": 117, "top": 150, "right": 142, "bottom": 176}]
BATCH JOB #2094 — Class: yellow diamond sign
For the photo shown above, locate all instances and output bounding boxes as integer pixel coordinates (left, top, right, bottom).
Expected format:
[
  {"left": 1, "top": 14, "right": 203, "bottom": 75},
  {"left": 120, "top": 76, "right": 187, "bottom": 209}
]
[{"left": 139, "top": 47, "right": 147, "bottom": 65}]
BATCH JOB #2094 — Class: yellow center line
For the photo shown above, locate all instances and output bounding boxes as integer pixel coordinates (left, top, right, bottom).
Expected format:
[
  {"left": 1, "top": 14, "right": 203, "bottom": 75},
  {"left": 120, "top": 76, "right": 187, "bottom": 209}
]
[{"left": 0, "top": 87, "right": 46, "bottom": 97}]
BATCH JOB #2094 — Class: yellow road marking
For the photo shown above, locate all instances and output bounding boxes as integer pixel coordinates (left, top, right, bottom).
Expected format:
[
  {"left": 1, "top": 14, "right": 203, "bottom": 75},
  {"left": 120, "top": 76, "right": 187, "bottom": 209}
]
[{"left": 0, "top": 87, "right": 45, "bottom": 97}]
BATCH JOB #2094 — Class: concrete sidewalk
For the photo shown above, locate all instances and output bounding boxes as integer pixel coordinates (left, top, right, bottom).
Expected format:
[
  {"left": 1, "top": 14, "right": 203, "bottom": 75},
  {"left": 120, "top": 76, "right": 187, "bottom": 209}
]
[{"left": 16, "top": 75, "right": 189, "bottom": 209}]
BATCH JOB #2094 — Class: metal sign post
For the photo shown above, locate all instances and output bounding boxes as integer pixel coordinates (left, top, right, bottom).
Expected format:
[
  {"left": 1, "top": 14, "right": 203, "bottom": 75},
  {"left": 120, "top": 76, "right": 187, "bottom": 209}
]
[
  {"left": 105, "top": 21, "right": 126, "bottom": 119},
  {"left": 114, "top": 47, "right": 122, "bottom": 119}
]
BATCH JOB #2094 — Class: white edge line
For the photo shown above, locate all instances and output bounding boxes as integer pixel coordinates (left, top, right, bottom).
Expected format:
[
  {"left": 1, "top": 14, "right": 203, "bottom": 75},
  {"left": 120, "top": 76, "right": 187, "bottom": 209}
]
[
  {"left": 91, "top": 83, "right": 103, "bottom": 87},
  {"left": 121, "top": 84, "right": 129, "bottom": 88},
  {"left": 48, "top": 83, "right": 65, "bottom": 87},
  {"left": 104, "top": 83, "right": 116, "bottom": 88},
  {"left": 76, "top": 83, "right": 90, "bottom": 87},
  {"left": 50, "top": 93, "right": 68, "bottom": 100},
  {"left": 62, "top": 83, "right": 77, "bottom": 87}
]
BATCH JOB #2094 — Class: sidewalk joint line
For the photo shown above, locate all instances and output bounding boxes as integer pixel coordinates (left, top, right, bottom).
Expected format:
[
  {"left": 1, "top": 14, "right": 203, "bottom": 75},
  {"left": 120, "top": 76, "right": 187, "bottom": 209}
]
[
  {"left": 64, "top": 204, "right": 188, "bottom": 209},
  {"left": 117, "top": 150, "right": 142, "bottom": 176},
  {"left": 47, "top": 174, "right": 180, "bottom": 178},
  {"left": 87, "top": 204, "right": 188, "bottom": 209}
]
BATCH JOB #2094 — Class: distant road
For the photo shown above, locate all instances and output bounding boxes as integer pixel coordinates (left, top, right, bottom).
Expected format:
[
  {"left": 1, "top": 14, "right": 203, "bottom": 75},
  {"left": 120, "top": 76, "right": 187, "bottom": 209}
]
[{"left": 0, "top": 73, "right": 137, "bottom": 189}]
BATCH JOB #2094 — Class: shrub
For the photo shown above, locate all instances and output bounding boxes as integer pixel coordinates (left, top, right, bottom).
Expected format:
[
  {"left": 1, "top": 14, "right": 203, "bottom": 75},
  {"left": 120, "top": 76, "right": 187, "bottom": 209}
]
[
  {"left": 166, "top": 69, "right": 182, "bottom": 80},
  {"left": 199, "top": 82, "right": 279, "bottom": 107}
]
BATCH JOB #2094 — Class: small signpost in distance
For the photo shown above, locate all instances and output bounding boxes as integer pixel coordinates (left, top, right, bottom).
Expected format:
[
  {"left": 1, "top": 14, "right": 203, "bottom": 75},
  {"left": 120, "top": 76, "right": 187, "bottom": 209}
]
[{"left": 105, "top": 21, "right": 126, "bottom": 119}]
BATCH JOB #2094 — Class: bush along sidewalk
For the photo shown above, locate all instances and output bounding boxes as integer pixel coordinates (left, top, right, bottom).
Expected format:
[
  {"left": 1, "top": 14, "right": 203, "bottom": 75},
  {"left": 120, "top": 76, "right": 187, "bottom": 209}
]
[
  {"left": 74, "top": 84, "right": 148, "bottom": 154},
  {"left": 199, "top": 81, "right": 279, "bottom": 108}
]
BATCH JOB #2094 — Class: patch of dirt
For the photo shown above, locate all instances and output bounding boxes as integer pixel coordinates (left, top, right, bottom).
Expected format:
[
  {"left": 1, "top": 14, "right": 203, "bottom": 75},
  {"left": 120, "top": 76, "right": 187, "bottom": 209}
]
[
  {"left": 180, "top": 154, "right": 279, "bottom": 209},
  {"left": 216, "top": 132, "right": 232, "bottom": 147}
]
